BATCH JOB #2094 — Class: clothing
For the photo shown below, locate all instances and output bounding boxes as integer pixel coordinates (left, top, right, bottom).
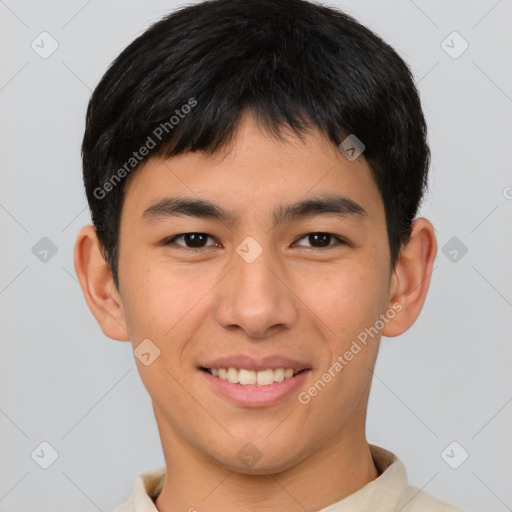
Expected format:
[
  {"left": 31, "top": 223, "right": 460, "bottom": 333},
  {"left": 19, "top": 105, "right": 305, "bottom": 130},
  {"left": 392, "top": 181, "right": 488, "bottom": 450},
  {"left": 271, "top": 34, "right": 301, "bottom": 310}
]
[{"left": 113, "top": 444, "right": 463, "bottom": 511}]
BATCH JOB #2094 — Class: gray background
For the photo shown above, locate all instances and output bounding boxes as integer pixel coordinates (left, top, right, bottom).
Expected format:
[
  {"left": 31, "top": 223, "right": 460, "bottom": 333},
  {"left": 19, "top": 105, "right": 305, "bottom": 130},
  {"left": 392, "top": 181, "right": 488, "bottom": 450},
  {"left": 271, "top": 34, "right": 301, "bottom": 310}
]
[{"left": 1, "top": 0, "right": 511, "bottom": 511}]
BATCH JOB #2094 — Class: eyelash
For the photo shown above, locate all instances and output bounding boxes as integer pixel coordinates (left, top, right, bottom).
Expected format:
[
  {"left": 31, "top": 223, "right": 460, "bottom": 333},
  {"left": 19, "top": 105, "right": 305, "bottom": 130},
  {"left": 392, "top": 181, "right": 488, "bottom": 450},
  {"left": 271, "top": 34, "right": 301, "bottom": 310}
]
[{"left": 163, "top": 232, "right": 348, "bottom": 250}]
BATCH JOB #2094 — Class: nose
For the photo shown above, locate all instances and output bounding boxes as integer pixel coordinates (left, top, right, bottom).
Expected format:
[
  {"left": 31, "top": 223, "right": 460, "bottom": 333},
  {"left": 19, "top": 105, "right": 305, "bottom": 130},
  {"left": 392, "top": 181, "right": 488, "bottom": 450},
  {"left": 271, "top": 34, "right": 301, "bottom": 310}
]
[{"left": 214, "top": 245, "right": 299, "bottom": 339}]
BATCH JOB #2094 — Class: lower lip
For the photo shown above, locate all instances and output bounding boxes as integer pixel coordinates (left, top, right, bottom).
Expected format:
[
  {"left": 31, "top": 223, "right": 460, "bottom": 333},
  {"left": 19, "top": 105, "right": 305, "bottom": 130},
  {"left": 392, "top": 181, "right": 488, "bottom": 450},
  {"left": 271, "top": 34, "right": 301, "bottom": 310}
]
[{"left": 201, "top": 369, "right": 311, "bottom": 407}]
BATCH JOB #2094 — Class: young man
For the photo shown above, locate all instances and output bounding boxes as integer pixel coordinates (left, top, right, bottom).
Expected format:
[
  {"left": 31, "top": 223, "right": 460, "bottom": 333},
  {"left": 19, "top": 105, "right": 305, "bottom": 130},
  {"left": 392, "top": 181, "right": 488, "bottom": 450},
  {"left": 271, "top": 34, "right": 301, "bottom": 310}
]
[{"left": 74, "top": 0, "right": 463, "bottom": 510}]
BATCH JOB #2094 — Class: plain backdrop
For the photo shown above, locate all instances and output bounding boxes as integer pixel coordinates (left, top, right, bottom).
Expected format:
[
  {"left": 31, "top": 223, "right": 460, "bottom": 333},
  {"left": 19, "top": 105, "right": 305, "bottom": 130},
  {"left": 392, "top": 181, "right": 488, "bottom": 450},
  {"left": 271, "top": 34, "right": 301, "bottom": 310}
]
[{"left": 1, "top": 1, "right": 511, "bottom": 511}]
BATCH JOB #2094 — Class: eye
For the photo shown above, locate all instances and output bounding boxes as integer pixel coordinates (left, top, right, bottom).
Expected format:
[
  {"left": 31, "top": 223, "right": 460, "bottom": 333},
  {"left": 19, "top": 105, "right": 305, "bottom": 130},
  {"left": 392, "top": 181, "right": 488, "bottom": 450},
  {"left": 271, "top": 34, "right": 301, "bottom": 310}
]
[
  {"left": 163, "top": 233, "right": 220, "bottom": 249},
  {"left": 163, "top": 232, "right": 347, "bottom": 250},
  {"left": 293, "top": 232, "right": 347, "bottom": 249}
]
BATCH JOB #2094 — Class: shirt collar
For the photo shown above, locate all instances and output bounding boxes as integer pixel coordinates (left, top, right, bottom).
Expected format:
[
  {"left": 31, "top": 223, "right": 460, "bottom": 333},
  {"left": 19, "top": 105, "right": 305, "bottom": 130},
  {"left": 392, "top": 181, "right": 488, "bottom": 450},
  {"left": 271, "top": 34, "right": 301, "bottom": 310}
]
[{"left": 115, "top": 444, "right": 406, "bottom": 512}]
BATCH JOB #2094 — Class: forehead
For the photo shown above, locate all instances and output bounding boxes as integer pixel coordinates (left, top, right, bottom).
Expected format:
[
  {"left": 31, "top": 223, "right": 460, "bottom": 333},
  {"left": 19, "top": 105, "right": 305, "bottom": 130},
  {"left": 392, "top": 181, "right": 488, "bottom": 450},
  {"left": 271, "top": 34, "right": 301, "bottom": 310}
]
[{"left": 121, "top": 113, "right": 384, "bottom": 225}]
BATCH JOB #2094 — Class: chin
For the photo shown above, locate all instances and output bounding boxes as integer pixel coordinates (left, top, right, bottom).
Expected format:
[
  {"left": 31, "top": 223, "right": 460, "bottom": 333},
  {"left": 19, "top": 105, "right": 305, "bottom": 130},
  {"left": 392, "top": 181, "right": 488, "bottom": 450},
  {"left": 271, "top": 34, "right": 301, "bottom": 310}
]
[{"left": 209, "top": 443, "right": 306, "bottom": 476}]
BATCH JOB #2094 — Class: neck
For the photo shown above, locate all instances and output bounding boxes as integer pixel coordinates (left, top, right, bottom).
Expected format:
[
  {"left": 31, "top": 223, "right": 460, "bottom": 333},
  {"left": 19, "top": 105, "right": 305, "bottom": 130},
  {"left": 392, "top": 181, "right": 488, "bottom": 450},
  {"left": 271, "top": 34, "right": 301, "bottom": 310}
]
[{"left": 154, "top": 414, "right": 379, "bottom": 512}]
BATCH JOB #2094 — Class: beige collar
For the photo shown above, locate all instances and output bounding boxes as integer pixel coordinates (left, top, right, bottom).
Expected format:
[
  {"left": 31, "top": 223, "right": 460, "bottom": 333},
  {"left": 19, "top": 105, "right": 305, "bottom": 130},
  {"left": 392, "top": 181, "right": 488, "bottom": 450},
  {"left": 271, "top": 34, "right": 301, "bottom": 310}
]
[{"left": 114, "top": 444, "right": 460, "bottom": 512}]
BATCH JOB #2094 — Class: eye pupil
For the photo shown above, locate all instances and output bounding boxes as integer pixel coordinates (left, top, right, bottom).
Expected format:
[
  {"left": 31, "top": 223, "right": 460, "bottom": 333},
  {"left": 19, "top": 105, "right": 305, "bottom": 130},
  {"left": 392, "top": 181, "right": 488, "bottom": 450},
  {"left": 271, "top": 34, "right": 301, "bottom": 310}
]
[
  {"left": 185, "top": 233, "right": 207, "bottom": 247},
  {"left": 309, "top": 233, "right": 330, "bottom": 247}
]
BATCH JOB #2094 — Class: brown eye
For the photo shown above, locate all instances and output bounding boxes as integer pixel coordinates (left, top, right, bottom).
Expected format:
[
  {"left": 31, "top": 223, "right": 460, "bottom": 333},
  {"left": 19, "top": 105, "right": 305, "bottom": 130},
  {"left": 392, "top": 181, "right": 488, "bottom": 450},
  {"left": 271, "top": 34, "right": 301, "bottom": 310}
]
[
  {"left": 294, "top": 232, "right": 345, "bottom": 249},
  {"left": 164, "top": 233, "right": 218, "bottom": 249}
]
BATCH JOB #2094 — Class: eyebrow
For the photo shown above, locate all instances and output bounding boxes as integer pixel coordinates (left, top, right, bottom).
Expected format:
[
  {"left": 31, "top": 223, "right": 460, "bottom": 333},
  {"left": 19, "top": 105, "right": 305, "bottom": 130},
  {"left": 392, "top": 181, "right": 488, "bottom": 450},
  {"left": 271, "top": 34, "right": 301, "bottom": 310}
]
[{"left": 141, "top": 194, "right": 367, "bottom": 226}]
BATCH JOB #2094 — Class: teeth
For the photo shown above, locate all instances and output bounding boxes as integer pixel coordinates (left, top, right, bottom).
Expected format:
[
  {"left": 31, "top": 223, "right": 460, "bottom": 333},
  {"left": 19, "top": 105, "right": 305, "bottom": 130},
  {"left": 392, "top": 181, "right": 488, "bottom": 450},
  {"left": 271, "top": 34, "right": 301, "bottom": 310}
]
[
  {"left": 207, "top": 367, "right": 301, "bottom": 386},
  {"left": 273, "top": 368, "right": 285, "bottom": 382},
  {"left": 227, "top": 367, "right": 239, "bottom": 383},
  {"left": 238, "top": 368, "right": 256, "bottom": 385},
  {"left": 257, "top": 369, "right": 275, "bottom": 385}
]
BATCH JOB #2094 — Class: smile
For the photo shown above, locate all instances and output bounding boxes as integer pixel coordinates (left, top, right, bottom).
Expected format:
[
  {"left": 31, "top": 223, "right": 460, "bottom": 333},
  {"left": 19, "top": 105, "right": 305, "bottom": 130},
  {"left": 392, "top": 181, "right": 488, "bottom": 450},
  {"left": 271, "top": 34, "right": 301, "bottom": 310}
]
[
  {"left": 202, "top": 367, "right": 303, "bottom": 386},
  {"left": 200, "top": 367, "right": 311, "bottom": 407}
]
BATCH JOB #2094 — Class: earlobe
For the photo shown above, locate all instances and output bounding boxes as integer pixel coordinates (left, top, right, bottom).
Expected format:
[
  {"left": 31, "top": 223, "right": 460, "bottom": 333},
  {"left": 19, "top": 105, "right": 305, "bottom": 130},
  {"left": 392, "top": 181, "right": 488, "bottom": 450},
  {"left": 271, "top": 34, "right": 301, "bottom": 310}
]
[
  {"left": 382, "top": 218, "right": 437, "bottom": 338},
  {"left": 74, "top": 225, "right": 130, "bottom": 341}
]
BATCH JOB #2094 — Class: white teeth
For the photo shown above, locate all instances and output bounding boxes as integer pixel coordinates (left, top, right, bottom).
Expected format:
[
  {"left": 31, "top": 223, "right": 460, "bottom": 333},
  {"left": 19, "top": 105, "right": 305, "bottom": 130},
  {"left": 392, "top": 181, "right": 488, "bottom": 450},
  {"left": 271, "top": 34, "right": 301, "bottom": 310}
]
[
  {"left": 256, "top": 369, "right": 275, "bottom": 386},
  {"left": 207, "top": 367, "right": 301, "bottom": 386},
  {"left": 273, "top": 368, "right": 285, "bottom": 382},
  {"left": 238, "top": 369, "right": 256, "bottom": 385},
  {"left": 227, "top": 367, "right": 239, "bottom": 384}
]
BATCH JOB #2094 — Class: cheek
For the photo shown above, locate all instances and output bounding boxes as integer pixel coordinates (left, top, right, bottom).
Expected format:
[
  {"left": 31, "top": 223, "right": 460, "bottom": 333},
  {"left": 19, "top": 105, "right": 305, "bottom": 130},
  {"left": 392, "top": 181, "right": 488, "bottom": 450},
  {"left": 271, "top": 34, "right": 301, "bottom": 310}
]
[
  {"left": 298, "top": 261, "right": 388, "bottom": 345},
  {"left": 296, "top": 265, "right": 387, "bottom": 418},
  {"left": 120, "top": 257, "right": 215, "bottom": 361},
  {"left": 119, "top": 254, "right": 188, "bottom": 341}
]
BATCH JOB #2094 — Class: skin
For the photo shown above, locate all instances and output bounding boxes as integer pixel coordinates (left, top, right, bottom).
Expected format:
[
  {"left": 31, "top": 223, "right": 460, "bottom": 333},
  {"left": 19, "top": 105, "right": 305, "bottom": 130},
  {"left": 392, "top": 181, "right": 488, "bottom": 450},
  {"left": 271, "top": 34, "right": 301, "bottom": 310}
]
[{"left": 75, "top": 112, "right": 436, "bottom": 512}]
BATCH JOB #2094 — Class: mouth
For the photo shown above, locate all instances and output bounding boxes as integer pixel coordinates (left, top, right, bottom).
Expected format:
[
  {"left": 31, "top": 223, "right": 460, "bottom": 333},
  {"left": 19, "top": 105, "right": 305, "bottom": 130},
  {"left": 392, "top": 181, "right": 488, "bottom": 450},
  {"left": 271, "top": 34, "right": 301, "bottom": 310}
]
[
  {"left": 199, "top": 363, "right": 311, "bottom": 407},
  {"left": 198, "top": 355, "right": 311, "bottom": 406},
  {"left": 200, "top": 367, "right": 308, "bottom": 386}
]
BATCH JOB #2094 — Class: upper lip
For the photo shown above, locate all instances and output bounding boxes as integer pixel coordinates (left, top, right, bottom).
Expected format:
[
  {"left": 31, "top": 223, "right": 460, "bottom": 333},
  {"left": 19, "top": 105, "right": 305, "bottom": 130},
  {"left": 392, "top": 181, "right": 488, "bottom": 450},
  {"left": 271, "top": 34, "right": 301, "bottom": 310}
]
[{"left": 199, "top": 355, "right": 310, "bottom": 371}]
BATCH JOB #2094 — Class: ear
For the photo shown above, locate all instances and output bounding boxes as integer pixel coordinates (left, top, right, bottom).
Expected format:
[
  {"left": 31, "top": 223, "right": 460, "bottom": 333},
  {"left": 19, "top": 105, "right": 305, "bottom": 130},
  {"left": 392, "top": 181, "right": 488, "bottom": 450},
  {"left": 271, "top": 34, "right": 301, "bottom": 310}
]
[
  {"left": 74, "top": 225, "right": 130, "bottom": 341},
  {"left": 382, "top": 217, "right": 437, "bottom": 337}
]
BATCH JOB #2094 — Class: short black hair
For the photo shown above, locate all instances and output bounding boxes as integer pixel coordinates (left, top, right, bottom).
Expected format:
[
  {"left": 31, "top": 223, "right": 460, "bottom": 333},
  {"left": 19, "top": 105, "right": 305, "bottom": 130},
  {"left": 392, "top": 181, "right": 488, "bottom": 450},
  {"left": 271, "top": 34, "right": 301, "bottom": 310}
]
[{"left": 82, "top": 0, "right": 430, "bottom": 289}]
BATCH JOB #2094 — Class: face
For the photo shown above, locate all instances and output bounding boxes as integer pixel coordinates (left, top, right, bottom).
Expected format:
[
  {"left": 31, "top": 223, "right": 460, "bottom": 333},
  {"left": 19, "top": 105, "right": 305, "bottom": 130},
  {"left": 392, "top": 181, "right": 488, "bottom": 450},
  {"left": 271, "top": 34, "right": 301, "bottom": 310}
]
[{"left": 116, "top": 113, "right": 394, "bottom": 473}]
